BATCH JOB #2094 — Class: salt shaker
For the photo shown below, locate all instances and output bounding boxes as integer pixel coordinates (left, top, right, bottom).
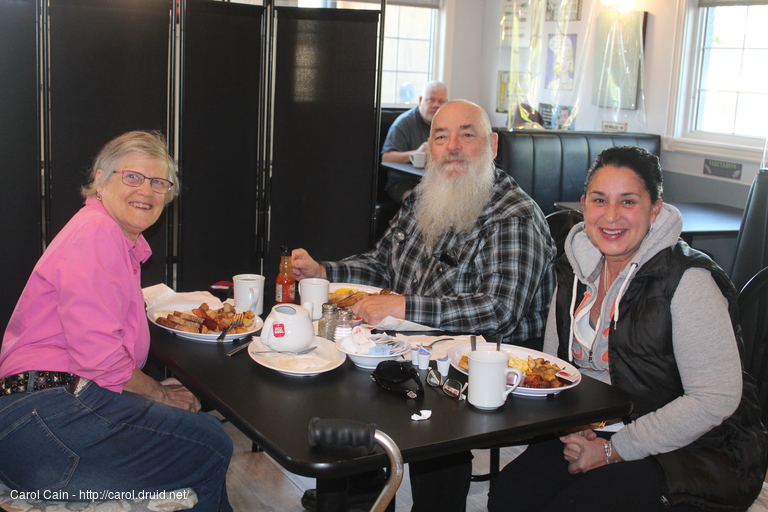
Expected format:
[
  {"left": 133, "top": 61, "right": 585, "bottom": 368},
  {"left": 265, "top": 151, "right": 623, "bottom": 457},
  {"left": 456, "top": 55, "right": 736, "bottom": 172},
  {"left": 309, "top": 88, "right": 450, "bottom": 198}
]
[
  {"left": 333, "top": 308, "right": 354, "bottom": 342},
  {"left": 317, "top": 303, "right": 337, "bottom": 341}
]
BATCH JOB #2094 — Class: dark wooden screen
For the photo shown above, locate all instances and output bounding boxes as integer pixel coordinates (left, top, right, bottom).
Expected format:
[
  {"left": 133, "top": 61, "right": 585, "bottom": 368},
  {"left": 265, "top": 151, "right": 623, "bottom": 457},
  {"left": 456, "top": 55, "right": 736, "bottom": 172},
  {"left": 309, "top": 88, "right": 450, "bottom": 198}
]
[
  {"left": 47, "top": 0, "right": 171, "bottom": 286},
  {"left": 177, "top": 1, "right": 264, "bottom": 293},
  {"left": 267, "top": 7, "right": 379, "bottom": 297},
  {"left": 0, "top": 0, "right": 40, "bottom": 331}
]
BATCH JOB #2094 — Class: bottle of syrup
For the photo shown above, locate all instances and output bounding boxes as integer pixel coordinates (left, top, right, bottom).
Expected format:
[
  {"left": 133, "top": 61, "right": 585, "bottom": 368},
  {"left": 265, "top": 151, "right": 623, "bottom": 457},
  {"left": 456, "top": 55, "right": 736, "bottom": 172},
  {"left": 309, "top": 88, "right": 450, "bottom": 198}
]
[{"left": 275, "top": 246, "right": 296, "bottom": 304}]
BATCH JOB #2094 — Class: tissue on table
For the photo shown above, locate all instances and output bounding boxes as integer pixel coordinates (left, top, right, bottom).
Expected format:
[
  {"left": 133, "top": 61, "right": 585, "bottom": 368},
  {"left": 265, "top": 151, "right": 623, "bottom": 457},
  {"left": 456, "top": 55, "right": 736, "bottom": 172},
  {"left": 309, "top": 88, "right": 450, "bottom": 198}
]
[{"left": 339, "top": 330, "right": 400, "bottom": 355}]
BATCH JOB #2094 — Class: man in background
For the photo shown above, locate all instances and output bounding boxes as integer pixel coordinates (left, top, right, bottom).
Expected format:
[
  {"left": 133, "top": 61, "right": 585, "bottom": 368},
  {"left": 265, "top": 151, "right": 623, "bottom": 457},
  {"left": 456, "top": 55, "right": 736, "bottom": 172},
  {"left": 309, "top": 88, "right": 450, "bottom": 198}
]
[{"left": 381, "top": 81, "right": 448, "bottom": 202}]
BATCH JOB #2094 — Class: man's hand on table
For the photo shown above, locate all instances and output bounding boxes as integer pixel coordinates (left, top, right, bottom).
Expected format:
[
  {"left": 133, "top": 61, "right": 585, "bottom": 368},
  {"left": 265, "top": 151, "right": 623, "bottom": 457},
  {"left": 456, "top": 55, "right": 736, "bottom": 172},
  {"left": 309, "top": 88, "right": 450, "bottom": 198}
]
[
  {"left": 352, "top": 294, "right": 406, "bottom": 326},
  {"left": 291, "top": 248, "right": 327, "bottom": 280}
]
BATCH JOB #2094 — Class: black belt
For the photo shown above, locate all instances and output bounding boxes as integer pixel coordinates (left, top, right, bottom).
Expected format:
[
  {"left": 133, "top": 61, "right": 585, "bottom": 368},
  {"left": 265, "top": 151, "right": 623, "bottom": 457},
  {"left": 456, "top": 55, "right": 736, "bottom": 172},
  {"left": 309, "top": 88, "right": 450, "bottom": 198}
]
[{"left": 0, "top": 371, "right": 81, "bottom": 396}]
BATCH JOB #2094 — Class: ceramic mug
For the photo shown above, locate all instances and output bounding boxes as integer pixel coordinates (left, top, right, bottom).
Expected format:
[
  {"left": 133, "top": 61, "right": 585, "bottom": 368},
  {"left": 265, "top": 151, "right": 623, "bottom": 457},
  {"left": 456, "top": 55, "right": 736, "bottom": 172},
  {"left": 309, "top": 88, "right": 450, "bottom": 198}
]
[
  {"left": 409, "top": 151, "right": 426, "bottom": 168},
  {"left": 233, "top": 274, "right": 265, "bottom": 316},
  {"left": 467, "top": 351, "right": 524, "bottom": 410},
  {"left": 299, "top": 278, "right": 329, "bottom": 320},
  {"left": 261, "top": 304, "right": 315, "bottom": 353}
]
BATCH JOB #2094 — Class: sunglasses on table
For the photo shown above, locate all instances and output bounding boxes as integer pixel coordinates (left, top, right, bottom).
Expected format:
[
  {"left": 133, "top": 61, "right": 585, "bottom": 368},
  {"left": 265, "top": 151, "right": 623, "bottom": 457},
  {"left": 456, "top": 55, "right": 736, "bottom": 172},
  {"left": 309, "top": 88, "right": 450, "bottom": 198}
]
[
  {"left": 370, "top": 360, "right": 423, "bottom": 399},
  {"left": 426, "top": 367, "right": 468, "bottom": 401}
]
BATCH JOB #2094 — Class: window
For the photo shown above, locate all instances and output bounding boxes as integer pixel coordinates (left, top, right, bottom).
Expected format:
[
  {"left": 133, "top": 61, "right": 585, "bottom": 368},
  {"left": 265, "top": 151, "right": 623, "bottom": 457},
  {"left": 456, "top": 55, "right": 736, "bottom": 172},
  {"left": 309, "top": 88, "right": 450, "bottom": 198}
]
[
  {"left": 695, "top": 5, "right": 768, "bottom": 138},
  {"left": 667, "top": 1, "right": 768, "bottom": 161},
  {"left": 380, "top": 5, "right": 437, "bottom": 106}
]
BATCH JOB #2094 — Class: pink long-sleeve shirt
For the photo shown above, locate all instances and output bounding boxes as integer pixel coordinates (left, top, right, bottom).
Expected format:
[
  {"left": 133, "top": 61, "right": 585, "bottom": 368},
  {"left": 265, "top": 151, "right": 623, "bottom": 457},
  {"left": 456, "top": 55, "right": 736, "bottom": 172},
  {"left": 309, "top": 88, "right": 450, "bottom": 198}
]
[{"left": 0, "top": 197, "right": 152, "bottom": 392}]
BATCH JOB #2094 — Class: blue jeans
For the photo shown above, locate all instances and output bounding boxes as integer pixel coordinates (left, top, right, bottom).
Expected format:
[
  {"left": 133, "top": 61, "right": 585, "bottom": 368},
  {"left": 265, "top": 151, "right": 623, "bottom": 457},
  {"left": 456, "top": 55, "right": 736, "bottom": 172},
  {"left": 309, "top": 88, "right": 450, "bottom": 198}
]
[{"left": 0, "top": 380, "right": 233, "bottom": 512}]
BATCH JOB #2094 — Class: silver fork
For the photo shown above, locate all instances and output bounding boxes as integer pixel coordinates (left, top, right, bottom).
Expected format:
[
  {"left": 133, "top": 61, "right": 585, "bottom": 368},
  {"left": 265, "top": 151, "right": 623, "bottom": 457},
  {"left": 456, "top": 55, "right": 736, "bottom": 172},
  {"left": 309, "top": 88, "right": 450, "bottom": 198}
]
[
  {"left": 217, "top": 313, "right": 244, "bottom": 341},
  {"left": 419, "top": 337, "right": 454, "bottom": 348}
]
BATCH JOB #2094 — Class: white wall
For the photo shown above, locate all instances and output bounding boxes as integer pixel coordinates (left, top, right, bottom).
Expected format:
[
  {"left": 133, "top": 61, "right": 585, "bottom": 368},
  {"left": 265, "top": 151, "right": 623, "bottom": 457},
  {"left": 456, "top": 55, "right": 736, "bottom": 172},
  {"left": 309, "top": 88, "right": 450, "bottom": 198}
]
[{"left": 443, "top": 0, "right": 756, "bottom": 208}]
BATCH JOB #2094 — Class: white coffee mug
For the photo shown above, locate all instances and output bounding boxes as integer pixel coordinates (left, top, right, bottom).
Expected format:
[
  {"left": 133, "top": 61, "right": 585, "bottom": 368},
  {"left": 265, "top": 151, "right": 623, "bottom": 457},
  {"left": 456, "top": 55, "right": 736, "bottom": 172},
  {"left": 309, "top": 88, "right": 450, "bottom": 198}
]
[
  {"left": 261, "top": 304, "right": 315, "bottom": 353},
  {"left": 467, "top": 351, "right": 524, "bottom": 410},
  {"left": 233, "top": 274, "right": 265, "bottom": 316},
  {"left": 299, "top": 278, "right": 330, "bottom": 320},
  {"left": 409, "top": 151, "right": 426, "bottom": 168}
]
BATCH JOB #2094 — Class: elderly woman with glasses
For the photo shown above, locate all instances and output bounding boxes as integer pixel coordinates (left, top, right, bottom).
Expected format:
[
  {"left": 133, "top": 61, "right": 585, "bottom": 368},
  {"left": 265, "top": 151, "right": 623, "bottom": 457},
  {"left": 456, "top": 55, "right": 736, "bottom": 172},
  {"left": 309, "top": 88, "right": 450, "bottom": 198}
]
[{"left": 0, "top": 131, "right": 233, "bottom": 512}]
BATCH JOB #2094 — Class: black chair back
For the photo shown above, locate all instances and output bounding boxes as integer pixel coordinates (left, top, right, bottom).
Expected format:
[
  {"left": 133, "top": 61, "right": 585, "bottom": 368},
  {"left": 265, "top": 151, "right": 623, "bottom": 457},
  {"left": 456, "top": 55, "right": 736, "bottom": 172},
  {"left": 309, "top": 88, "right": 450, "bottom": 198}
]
[
  {"left": 731, "top": 170, "right": 768, "bottom": 291},
  {"left": 737, "top": 266, "right": 768, "bottom": 425},
  {"left": 546, "top": 209, "right": 584, "bottom": 258}
]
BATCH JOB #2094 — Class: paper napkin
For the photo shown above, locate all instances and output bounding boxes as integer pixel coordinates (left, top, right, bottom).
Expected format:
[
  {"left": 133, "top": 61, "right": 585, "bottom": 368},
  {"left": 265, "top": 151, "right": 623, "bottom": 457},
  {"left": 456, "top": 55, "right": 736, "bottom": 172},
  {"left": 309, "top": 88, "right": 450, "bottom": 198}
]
[{"left": 142, "top": 283, "right": 220, "bottom": 309}]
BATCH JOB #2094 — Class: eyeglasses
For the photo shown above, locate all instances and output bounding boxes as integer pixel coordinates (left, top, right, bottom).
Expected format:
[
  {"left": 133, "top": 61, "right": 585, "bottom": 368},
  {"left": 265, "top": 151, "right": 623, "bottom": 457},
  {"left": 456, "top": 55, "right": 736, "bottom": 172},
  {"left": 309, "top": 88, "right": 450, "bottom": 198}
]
[
  {"left": 370, "top": 360, "right": 423, "bottom": 399},
  {"left": 427, "top": 368, "right": 467, "bottom": 401},
  {"left": 113, "top": 170, "right": 174, "bottom": 194}
]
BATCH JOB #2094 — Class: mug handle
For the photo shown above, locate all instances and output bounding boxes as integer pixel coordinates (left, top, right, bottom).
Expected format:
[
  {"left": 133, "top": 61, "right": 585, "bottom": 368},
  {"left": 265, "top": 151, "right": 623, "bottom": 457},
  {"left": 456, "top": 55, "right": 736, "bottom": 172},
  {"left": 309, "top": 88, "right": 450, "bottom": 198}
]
[
  {"left": 502, "top": 368, "right": 524, "bottom": 399},
  {"left": 250, "top": 285, "right": 260, "bottom": 312},
  {"left": 261, "top": 317, "right": 276, "bottom": 347}
]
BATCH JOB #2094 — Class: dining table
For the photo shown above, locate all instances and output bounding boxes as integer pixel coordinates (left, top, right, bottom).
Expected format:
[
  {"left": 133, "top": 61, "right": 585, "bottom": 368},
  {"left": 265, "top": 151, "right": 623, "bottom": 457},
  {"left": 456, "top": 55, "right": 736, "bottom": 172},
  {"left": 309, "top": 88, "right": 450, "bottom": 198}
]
[
  {"left": 149, "top": 320, "right": 633, "bottom": 511},
  {"left": 380, "top": 161, "right": 425, "bottom": 178}
]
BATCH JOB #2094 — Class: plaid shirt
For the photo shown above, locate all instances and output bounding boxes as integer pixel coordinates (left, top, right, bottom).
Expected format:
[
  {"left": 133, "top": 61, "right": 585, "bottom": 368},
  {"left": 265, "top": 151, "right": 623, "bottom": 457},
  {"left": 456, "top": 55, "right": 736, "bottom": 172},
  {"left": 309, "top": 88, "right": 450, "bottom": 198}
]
[{"left": 325, "top": 169, "right": 556, "bottom": 344}]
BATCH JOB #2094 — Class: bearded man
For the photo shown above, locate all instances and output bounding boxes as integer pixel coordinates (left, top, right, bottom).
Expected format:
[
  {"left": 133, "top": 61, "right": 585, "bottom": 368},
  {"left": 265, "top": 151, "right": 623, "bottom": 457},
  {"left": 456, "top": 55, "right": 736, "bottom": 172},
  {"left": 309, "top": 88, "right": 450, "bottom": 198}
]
[{"left": 293, "top": 99, "right": 555, "bottom": 348}]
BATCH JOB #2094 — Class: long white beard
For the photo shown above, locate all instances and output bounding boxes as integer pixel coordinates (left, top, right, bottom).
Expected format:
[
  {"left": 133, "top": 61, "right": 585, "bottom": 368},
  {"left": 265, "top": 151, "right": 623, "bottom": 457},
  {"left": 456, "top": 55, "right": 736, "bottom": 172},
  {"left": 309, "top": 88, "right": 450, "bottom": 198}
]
[{"left": 416, "top": 147, "right": 496, "bottom": 248}]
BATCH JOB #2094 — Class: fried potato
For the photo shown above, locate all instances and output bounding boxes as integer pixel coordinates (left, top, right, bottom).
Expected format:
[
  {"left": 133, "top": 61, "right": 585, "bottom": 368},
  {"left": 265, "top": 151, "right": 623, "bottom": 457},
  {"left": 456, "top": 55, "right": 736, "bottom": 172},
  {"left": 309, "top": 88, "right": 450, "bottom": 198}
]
[{"left": 458, "top": 351, "right": 564, "bottom": 389}]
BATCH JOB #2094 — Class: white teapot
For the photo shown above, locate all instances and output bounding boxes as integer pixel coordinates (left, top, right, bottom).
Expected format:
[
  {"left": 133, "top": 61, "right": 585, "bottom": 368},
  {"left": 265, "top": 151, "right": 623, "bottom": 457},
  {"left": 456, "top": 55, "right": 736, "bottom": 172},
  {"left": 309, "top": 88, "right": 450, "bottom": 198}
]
[{"left": 261, "top": 304, "right": 315, "bottom": 353}]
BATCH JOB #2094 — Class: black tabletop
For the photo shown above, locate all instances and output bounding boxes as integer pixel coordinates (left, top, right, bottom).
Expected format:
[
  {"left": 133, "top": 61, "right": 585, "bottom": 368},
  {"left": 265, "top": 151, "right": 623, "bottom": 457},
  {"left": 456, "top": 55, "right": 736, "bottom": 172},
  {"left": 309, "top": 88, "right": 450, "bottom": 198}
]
[
  {"left": 150, "top": 324, "right": 632, "bottom": 480},
  {"left": 380, "top": 161, "right": 426, "bottom": 178}
]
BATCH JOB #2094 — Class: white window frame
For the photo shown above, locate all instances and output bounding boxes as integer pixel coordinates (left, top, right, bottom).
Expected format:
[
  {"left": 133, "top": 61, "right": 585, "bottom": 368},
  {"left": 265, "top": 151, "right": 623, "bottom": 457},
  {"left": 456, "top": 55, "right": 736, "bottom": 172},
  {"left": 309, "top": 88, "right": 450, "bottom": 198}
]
[{"left": 665, "top": 0, "right": 765, "bottom": 164}]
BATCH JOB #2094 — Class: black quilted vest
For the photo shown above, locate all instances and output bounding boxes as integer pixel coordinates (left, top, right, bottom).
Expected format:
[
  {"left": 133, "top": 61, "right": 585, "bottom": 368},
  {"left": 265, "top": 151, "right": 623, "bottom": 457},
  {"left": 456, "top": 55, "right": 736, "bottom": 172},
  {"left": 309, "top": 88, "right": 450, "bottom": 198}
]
[{"left": 554, "top": 242, "right": 767, "bottom": 511}]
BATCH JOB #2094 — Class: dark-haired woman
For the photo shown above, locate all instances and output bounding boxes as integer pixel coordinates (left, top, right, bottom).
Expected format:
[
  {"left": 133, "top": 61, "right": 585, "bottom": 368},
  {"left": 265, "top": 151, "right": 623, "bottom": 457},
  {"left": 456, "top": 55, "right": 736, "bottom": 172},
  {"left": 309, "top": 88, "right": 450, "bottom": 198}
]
[{"left": 488, "top": 146, "right": 766, "bottom": 512}]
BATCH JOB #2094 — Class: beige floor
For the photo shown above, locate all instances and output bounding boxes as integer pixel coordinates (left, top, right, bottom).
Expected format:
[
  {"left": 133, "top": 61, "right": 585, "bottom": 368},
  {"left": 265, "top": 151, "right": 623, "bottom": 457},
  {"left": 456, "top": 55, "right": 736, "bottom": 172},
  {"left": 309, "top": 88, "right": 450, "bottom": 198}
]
[{"left": 220, "top": 417, "right": 768, "bottom": 512}]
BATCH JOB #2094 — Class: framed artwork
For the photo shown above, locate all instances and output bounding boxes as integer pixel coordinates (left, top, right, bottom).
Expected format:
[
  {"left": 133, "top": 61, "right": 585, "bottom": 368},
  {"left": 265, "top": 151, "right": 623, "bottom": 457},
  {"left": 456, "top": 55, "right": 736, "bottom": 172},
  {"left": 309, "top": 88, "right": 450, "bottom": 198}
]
[
  {"left": 496, "top": 71, "right": 532, "bottom": 113},
  {"left": 500, "top": 1, "right": 531, "bottom": 47},
  {"left": 540, "top": 103, "right": 576, "bottom": 130},
  {"left": 592, "top": 11, "right": 647, "bottom": 110},
  {"left": 546, "top": 0, "right": 582, "bottom": 22},
  {"left": 545, "top": 34, "right": 577, "bottom": 91}
]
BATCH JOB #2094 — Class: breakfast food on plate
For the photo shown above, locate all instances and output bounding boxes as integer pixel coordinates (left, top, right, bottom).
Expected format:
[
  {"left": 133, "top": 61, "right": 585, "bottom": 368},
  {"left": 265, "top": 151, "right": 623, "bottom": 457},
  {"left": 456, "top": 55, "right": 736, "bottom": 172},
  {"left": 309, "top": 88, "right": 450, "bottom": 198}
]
[
  {"left": 458, "top": 351, "right": 567, "bottom": 389},
  {"left": 329, "top": 287, "right": 395, "bottom": 308},
  {"left": 155, "top": 303, "right": 256, "bottom": 335}
]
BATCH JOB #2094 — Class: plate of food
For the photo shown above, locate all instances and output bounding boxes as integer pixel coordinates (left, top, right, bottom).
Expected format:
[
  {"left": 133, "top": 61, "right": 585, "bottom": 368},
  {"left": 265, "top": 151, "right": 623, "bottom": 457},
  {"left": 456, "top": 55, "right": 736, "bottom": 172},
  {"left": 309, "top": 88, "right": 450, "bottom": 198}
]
[
  {"left": 247, "top": 336, "right": 346, "bottom": 377},
  {"left": 329, "top": 283, "right": 395, "bottom": 308},
  {"left": 147, "top": 301, "right": 263, "bottom": 342},
  {"left": 447, "top": 342, "right": 581, "bottom": 397}
]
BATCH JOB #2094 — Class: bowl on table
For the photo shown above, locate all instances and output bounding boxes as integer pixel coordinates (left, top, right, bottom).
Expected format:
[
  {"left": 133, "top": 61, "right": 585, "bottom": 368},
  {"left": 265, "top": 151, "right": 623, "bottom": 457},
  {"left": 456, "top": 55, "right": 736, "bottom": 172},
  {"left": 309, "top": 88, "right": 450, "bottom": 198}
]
[{"left": 334, "top": 339, "right": 410, "bottom": 369}]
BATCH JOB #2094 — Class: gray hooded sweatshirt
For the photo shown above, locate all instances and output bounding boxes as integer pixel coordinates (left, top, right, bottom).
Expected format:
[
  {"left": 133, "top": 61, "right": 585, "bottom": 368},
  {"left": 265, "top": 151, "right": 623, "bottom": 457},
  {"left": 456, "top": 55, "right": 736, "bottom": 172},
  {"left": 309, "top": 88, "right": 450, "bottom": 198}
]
[{"left": 543, "top": 203, "right": 742, "bottom": 461}]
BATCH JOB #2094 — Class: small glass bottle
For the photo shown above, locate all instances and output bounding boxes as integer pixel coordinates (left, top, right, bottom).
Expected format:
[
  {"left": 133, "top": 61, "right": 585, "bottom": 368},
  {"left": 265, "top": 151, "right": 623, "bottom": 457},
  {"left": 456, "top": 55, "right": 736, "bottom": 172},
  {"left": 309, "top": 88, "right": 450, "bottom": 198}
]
[
  {"left": 317, "top": 303, "right": 338, "bottom": 341},
  {"left": 275, "top": 245, "right": 296, "bottom": 304},
  {"left": 334, "top": 308, "right": 354, "bottom": 342}
]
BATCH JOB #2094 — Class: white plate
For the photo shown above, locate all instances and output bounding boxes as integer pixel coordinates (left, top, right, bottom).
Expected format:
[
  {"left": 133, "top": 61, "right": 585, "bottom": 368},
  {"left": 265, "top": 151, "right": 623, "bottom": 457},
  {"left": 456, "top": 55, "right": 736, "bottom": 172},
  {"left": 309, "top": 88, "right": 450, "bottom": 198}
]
[
  {"left": 329, "top": 283, "right": 383, "bottom": 295},
  {"left": 248, "top": 336, "right": 346, "bottom": 376},
  {"left": 147, "top": 301, "right": 263, "bottom": 342},
  {"left": 447, "top": 342, "right": 581, "bottom": 397}
]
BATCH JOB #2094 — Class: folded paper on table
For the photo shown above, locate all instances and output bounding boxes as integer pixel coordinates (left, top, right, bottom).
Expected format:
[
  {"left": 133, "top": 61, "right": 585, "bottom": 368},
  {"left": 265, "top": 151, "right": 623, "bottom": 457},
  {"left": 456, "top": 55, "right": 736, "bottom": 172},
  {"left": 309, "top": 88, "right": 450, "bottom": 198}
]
[
  {"left": 142, "top": 283, "right": 220, "bottom": 309},
  {"left": 339, "top": 329, "right": 403, "bottom": 355},
  {"left": 374, "top": 316, "right": 433, "bottom": 331}
]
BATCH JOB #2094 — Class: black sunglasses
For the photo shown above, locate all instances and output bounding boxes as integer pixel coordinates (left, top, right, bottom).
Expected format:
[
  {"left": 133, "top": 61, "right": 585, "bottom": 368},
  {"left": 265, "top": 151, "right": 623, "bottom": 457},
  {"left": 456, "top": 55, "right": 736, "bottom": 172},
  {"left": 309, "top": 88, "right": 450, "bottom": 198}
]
[{"left": 370, "top": 360, "right": 424, "bottom": 399}]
